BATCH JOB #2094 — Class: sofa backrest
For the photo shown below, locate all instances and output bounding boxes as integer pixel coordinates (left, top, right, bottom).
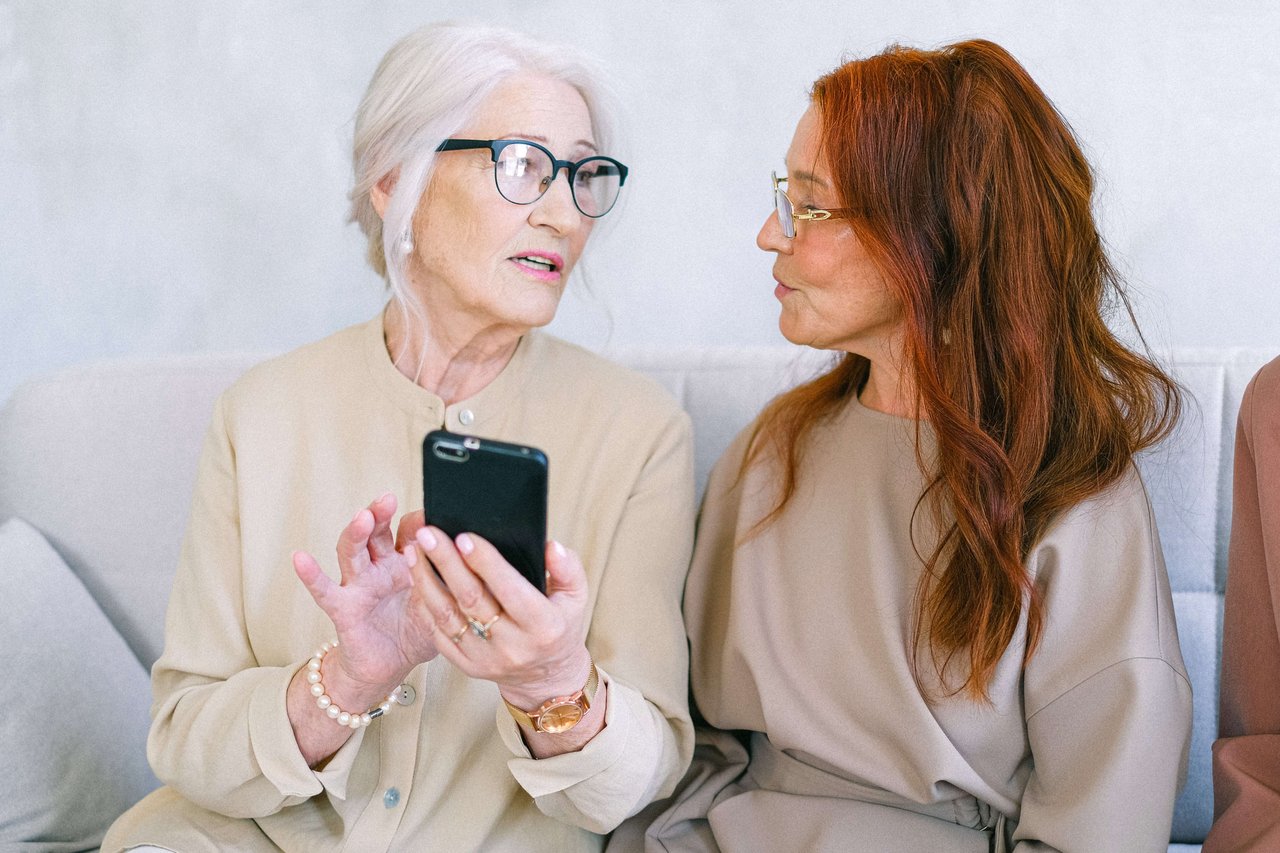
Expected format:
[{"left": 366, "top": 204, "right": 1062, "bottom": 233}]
[{"left": 0, "top": 345, "right": 1274, "bottom": 844}]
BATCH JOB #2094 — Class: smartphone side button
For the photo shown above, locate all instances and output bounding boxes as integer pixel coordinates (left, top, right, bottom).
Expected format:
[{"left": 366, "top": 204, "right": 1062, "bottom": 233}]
[{"left": 394, "top": 684, "right": 417, "bottom": 706}]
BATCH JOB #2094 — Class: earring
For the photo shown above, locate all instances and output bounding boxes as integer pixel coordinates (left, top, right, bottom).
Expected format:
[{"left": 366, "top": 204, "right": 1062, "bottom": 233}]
[
  {"left": 399, "top": 231, "right": 415, "bottom": 254},
  {"left": 941, "top": 328, "right": 952, "bottom": 345}
]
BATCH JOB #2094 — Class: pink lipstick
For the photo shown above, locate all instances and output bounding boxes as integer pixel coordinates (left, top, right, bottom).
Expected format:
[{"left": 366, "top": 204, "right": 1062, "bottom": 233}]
[{"left": 510, "top": 251, "right": 564, "bottom": 282}]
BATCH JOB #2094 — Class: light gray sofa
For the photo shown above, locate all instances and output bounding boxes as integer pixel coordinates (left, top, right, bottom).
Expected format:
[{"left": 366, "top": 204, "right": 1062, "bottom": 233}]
[{"left": 0, "top": 345, "right": 1273, "bottom": 851}]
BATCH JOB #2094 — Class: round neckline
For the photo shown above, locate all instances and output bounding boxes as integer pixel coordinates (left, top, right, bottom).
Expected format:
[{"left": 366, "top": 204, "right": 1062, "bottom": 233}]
[{"left": 850, "top": 388, "right": 922, "bottom": 424}]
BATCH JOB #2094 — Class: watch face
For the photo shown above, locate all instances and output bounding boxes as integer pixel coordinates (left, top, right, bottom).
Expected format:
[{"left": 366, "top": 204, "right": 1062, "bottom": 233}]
[{"left": 537, "top": 701, "right": 585, "bottom": 734}]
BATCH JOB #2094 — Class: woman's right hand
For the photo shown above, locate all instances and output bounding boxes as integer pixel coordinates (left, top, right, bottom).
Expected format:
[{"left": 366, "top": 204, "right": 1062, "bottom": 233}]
[{"left": 293, "top": 492, "right": 439, "bottom": 700}]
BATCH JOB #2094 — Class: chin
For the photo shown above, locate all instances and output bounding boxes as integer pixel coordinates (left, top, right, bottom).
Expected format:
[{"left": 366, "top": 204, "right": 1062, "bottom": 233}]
[
  {"left": 513, "top": 299, "right": 563, "bottom": 331},
  {"left": 780, "top": 322, "right": 842, "bottom": 352},
  {"left": 777, "top": 314, "right": 810, "bottom": 347},
  {"left": 779, "top": 329, "right": 806, "bottom": 346}
]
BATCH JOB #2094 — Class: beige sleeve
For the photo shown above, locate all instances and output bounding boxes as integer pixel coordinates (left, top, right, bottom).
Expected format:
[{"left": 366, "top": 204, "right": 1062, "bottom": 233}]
[
  {"left": 1012, "top": 473, "right": 1193, "bottom": 852},
  {"left": 1206, "top": 359, "right": 1280, "bottom": 852},
  {"left": 145, "top": 395, "right": 356, "bottom": 817},
  {"left": 607, "top": 727, "right": 751, "bottom": 853},
  {"left": 499, "top": 409, "right": 697, "bottom": 833},
  {"left": 1013, "top": 658, "right": 1193, "bottom": 852},
  {"left": 608, "top": 431, "right": 755, "bottom": 852}
]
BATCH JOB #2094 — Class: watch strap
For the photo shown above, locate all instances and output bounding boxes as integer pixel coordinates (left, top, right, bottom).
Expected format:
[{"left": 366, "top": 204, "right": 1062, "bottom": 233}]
[{"left": 503, "top": 659, "right": 599, "bottom": 732}]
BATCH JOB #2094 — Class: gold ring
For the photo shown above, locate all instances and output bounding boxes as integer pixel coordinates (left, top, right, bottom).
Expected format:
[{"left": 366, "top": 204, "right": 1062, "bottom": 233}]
[
  {"left": 450, "top": 624, "right": 469, "bottom": 644},
  {"left": 467, "top": 612, "right": 502, "bottom": 641}
]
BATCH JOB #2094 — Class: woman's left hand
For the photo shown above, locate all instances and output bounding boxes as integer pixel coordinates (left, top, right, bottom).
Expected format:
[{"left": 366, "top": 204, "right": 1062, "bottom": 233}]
[{"left": 409, "top": 525, "right": 594, "bottom": 711}]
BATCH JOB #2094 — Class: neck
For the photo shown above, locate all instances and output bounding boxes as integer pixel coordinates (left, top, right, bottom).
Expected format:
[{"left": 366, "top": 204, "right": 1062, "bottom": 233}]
[
  {"left": 857, "top": 345, "right": 916, "bottom": 419},
  {"left": 383, "top": 303, "right": 524, "bottom": 405}
]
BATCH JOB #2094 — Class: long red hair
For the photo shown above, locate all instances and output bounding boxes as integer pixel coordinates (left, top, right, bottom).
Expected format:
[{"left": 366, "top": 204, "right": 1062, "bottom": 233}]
[{"left": 744, "top": 40, "right": 1181, "bottom": 700}]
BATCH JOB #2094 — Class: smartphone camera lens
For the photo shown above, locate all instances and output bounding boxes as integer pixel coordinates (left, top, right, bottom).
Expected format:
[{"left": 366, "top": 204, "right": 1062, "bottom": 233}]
[{"left": 432, "top": 440, "right": 469, "bottom": 463}]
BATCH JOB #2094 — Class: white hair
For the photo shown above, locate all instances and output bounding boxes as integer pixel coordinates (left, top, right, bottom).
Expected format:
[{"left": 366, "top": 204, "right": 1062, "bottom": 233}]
[{"left": 348, "top": 21, "right": 622, "bottom": 350}]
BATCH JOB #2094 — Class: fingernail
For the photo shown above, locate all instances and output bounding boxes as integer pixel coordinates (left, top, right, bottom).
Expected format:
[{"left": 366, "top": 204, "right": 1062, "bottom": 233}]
[
  {"left": 417, "top": 528, "right": 438, "bottom": 551},
  {"left": 553, "top": 540, "right": 566, "bottom": 557},
  {"left": 456, "top": 533, "right": 474, "bottom": 555}
]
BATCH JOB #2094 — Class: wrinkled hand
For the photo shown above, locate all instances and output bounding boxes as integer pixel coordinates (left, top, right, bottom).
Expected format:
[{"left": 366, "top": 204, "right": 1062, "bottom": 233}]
[
  {"left": 409, "top": 525, "right": 593, "bottom": 709},
  {"left": 293, "top": 493, "right": 439, "bottom": 695}
]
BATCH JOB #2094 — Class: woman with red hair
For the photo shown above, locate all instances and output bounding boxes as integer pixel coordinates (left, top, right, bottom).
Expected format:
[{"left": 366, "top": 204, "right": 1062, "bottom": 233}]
[{"left": 623, "top": 40, "right": 1192, "bottom": 852}]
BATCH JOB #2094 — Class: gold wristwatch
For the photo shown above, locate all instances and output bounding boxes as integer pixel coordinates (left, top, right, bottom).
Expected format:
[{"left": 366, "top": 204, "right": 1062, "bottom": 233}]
[{"left": 503, "top": 661, "right": 599, "bottom": 734}]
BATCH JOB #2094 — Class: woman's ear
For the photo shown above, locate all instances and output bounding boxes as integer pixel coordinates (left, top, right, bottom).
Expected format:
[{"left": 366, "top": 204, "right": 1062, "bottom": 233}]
[{"left": 370, "top": 170, "right": 398, "bottom": 220}]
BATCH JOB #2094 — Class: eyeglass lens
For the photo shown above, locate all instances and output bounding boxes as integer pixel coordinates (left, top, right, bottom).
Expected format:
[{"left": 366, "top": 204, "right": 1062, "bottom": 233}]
[
  {"left": 772, "top": 172, "right": 796, "bottom": 239},
  {"left": 494, "top": 143, "right": 623, "bottom": 218}
]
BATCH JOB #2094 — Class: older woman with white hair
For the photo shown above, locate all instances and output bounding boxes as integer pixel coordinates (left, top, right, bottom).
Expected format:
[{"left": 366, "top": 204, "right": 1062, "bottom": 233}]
[{"left": 103, "top": 21, "right": 695, "bottom": 852}]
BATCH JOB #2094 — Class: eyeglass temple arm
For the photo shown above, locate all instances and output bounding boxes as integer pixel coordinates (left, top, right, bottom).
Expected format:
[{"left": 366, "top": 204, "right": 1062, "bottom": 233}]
[
  {"left": 435, "top": 139, "right": 495, "bottom": 154},
  {"left": 793, "top": 207, "right": 858, "bottom": 221}
]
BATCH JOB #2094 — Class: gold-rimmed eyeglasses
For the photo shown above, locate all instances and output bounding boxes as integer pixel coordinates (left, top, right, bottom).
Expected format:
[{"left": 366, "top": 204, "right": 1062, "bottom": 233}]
[{"left": 772, "top": 171, "right": 856, "bottom": 239}]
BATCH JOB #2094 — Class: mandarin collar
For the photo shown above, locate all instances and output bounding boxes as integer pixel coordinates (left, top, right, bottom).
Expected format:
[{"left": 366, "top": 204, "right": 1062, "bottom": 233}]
[{"left": 360, "top": 305, "right": 536, "bottom": 435}]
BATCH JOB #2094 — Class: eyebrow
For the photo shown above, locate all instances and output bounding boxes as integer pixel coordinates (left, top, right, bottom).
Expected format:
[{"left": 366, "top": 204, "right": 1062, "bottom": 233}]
[
  {"left": 789, "top": 169, "right": 828, "bottom": 188},
  {"left": 504, "top": 132, "right": 599, "bottom": 154}
]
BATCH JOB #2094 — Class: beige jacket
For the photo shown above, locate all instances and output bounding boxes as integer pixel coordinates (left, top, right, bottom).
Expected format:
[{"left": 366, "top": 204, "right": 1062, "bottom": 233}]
[{"left": 104, "top": 313, "right": 696, "bottom": 852}]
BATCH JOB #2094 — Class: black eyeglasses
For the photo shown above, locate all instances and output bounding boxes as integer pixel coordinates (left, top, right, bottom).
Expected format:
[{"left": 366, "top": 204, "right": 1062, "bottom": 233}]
[{"left": 435, "top": 138, "right": 629, "bottom": 218}]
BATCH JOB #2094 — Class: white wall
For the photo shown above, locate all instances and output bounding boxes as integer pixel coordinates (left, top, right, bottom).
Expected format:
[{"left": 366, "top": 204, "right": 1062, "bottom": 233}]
[{"left": 2, "top": 1, "right": 1277, "bottom": 405}]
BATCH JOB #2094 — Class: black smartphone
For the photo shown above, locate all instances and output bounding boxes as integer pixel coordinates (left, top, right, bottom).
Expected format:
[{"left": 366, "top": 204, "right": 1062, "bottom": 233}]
[{"left": 421, "top": 429, "right": 549, "bottom": 594}]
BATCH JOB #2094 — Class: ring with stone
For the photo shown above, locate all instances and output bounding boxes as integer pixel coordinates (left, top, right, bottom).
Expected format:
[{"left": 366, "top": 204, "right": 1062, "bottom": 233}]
[{"left": 467, "top": 612, "right": 502, "bottom": 641}]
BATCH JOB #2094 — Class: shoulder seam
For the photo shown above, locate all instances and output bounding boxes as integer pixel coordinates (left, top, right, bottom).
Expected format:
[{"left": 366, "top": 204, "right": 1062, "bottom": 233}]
[
  {"left": 1132, "top": 468, "right": 1167, "bottom": 661},
  {"left": 1025, "top": 655, "right": 1191, "bottom": 722}
]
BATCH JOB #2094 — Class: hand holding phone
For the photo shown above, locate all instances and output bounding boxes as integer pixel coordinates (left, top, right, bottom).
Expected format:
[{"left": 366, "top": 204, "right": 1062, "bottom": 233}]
[{"left": 421, "top": 430, "right": 549, "bottom": 594}]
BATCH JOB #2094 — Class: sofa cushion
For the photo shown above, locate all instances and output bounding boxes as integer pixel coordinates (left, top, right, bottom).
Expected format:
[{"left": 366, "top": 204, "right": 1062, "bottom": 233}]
[
  {"left": 0, "top": 354, "right": 263, "bottom": 670},
  {"left": 0, "top": 517, "right": 159, "bottom": 852}
]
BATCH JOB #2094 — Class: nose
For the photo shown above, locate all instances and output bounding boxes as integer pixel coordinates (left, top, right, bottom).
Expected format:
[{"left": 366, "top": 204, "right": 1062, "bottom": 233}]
[
  {"left": 528, "top": 167, "right": 583, "bottom": 235},
  {"left": 757, "top": 209, "right": 791, "bottom": 254}
]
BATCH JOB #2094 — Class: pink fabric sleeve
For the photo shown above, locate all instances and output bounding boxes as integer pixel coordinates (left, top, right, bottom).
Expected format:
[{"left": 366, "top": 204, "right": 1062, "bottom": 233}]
[{"left": 1205, "top": 356, "right": 1280, "bottom": 852}]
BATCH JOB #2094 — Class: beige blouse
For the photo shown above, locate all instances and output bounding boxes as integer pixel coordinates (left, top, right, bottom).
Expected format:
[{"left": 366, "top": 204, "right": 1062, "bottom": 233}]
[
  {"left": 620, "top": 393, "right": 1192, "bottom": 852},
  {"left": 1206, "top": 355, "right": 1280, "bottom": 851},
  {"left": 104, "top": 313, "right": 696, "bottom": 852}
]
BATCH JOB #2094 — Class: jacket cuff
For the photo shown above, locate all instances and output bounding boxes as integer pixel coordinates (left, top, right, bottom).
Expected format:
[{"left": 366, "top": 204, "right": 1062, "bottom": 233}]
[
  {"left": 246, "top": 660, "right": 366, "bottom": 801},
  {"left": 498, "top": 669, "right": 630, "bottom": 797}
]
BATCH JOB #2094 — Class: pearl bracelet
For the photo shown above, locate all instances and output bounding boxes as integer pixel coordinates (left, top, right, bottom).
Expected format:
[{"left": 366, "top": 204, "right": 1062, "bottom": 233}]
[{"left": 305, "top": 640, "right": 396, "bottom": 729}]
